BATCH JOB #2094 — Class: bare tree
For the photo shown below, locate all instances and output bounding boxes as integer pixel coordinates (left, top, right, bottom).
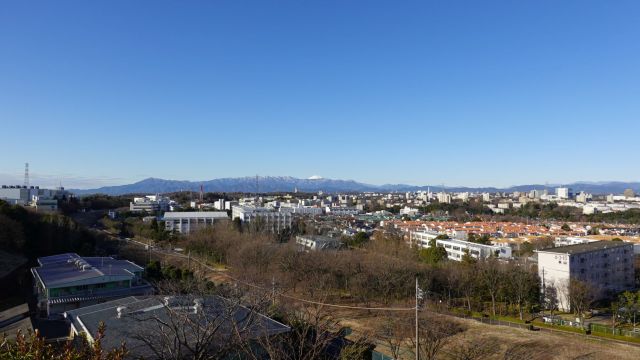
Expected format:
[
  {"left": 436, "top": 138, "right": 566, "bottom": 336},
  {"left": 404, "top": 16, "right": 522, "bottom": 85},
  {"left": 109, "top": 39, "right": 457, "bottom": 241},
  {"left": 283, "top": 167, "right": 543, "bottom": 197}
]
[
  {"left": 446, "top": 335, "right": 499, "bottom": 360},
  {"left": 125, "top": 280, "right": 275, "bottom": 360},
  {"left": 543, "top": 285, "right": 559, "bottom": 317},
  {"left": 503, "top": 341, "right": 553, "bottom": 360},
  {"left": 480, "top": 259, "right": 502, "bottom": 316},
  {"left": 507, "top": 265, "right": 539, "bottom": 320},
  {"left": 255, "top": 303, "right": 370, "bottom": 360},
  {"left": 408, "top": 314, "right": 466, "bottom": 360},
  {"left": 379, "top": 315, "right": 412, "bottom": 360},
  {"left": 568, "top": 279, "right": 594, "bottom": 324}
]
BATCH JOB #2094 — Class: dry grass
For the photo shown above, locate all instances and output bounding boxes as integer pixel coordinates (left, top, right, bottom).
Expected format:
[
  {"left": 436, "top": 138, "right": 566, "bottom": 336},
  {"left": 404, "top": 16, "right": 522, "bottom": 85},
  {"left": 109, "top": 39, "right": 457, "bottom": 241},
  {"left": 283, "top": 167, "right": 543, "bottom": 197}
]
[{"left": 329, "top": 309, "right": 640, "bottom": 360}]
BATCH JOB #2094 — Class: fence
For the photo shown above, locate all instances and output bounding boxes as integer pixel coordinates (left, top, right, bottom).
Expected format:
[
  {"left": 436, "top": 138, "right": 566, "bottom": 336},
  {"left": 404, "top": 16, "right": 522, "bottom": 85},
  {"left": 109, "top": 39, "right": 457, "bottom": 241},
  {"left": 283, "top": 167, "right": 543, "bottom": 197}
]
[{"left": 591, "top": 323, "right": 640, "bottom": 339}]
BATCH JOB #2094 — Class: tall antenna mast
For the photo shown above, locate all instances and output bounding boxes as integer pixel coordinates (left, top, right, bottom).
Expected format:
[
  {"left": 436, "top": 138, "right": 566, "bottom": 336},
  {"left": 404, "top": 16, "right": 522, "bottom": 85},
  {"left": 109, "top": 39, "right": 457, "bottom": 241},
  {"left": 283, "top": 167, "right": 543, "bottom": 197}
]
[{"left": 24, "top": 163, "right": 29, "bottom": 187}]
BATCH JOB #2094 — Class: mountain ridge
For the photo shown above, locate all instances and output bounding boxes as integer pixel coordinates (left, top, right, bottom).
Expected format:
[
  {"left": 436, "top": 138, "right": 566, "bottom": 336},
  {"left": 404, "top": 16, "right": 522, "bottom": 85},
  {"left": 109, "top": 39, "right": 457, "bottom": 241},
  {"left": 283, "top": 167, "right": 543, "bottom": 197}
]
[{"left": 69, "top": 177, "right": 640, "bottom": 196}]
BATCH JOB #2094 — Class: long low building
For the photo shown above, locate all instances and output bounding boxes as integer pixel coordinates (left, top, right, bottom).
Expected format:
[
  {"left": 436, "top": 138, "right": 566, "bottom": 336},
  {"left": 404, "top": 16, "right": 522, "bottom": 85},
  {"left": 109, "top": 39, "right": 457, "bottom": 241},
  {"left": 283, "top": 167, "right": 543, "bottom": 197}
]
[
  {"left": 31, "top": 253, "right": 153, "bottom": 317},
  {"left": 415, "top": 235, "right": 512, "bottom": 261},
  {"left": 437, "top": 238, "right": 512, "bottom": 261},
  {"left": 163, "top": 211, "right": 229, "bottom": 234}
]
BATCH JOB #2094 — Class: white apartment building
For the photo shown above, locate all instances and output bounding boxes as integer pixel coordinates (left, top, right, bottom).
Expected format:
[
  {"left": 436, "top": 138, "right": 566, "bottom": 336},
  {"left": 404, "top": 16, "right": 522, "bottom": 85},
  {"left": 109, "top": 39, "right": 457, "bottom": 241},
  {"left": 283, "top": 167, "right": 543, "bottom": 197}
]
[
  {"left": 437, "top": 192, "right": 451, "bottom": 204},
  {"left": 231, "top": 205, "right": 292, "bottom": 232},
  {"left": 130, "top": 195, "right": 170, "bottom": 213},
  {"left": 435, "top": 238, "right": 512, "bottom": 261},
  {"left": 399, "top": 206, "right": 421, "bottom": 217},
  {"left": 163, "top": 211, "right": 229, "bottom": 234},
  {"left": 411, "top": 231, "right": 512, "bottom": 261},
  {"left": 556, "top": 187, "right": 573, "bottom": 200},
  {"left": 410, "top": 230, "right": 440, "bottom": 248},
  {"left": 537, "top": 241, "right": 635, "bottom": 312}
]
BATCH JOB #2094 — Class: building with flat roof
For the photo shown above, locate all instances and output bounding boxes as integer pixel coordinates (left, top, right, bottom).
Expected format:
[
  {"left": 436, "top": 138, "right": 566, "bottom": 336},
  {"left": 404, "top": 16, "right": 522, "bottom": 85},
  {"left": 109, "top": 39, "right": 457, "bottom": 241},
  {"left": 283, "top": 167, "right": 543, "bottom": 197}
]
[
  {"left": 231, "top": 205, "right": 292, "bottom": 232},
  {"left": 296, "top": 235, "right": 342, "bottom": 251},
  {"left": 163, "top": 211, "right": 229, "bottom": 234},
  {"left": 537, "top": 241, "right": 635, "bottom": 312},
  {"left": 64, "top": 295, "right": 290, "bottom": 358},
  {"left": 31, "top": 253, "right": 153, "bottom": 317},
  {"left": 129, "top": 195, "right": 170, "bottom": 213},
  {"left": 436, "top": 238, "right": 512, "bottom": 261}
]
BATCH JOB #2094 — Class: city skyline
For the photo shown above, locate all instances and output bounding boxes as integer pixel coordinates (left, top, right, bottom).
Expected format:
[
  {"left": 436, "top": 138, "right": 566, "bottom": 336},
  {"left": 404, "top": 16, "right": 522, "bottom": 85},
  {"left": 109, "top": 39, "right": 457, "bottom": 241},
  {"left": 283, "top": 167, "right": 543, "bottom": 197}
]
[{"left": 2, "top": 1, "right": 640, "bottom": 188}]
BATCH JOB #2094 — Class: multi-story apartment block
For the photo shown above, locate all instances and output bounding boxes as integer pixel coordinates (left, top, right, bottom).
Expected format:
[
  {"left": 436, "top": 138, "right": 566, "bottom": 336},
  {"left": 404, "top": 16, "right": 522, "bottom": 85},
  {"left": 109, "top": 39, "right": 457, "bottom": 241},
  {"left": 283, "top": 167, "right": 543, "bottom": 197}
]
[
  {"left": 411, "top": 231, "right": 512, "bottom": 261},
  {"left": 410, "top": 230, "right": 440, "bottom": 248},
  {"left": 163, "top": 211, "right": 229, "bottom": 234},
  {"left": 435, "top": 238, "right": 512, "bottom": 261},
  {"left": 31, "top": 253, "right": 153, "bottom": 317},
  {"left": 537, "top": 241, "right": 635, "bottom": 311},
  {"left": 231, "top": 205, "right": 292, "bottom": 232}
]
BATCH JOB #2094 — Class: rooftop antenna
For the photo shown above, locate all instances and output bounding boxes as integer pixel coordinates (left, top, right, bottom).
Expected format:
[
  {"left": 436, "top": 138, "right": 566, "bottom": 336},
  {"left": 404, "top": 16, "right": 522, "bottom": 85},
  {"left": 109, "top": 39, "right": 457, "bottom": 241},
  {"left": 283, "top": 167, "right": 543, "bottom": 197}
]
[{"left": 24, "top": 162, "right": 29, "bottom": 187}]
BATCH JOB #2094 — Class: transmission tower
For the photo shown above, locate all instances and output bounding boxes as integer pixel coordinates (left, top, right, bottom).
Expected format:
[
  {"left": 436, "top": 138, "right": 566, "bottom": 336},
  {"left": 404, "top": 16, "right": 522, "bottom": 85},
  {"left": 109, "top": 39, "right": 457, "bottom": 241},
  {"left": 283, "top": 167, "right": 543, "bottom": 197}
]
[{"left": 24, "top": 163, "right": 29, "bottom": 187}]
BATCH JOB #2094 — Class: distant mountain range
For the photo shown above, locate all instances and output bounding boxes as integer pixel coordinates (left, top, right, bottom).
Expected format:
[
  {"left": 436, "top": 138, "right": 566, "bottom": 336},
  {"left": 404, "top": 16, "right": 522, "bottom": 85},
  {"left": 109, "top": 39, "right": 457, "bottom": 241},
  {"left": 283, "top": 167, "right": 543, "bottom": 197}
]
[{"left": 69, "top": 177, "right": 640, "bottom": 196}]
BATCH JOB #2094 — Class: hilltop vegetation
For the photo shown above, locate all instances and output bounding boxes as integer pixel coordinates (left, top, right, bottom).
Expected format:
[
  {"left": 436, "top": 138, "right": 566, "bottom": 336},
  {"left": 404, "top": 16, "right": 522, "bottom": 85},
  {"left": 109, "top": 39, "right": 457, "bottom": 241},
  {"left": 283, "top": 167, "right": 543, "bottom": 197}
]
[{"left": 0, "top": 200, "right": 99, "bottom": 258}]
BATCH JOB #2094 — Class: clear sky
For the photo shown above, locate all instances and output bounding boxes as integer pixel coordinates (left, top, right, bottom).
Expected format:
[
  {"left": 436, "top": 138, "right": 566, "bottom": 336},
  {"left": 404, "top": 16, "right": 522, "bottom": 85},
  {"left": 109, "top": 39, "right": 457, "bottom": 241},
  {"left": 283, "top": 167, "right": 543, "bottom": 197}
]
[{"left": 1, "top": 1, "right": 639, "bottom": 189}]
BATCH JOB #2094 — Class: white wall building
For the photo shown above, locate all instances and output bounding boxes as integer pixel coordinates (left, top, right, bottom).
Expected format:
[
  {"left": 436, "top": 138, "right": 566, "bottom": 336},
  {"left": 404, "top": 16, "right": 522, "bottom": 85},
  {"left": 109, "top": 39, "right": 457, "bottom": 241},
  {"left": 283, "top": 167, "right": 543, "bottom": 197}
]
[
  {"left": 434, "top": 238, "right": 512, "bottom": 261},
  {"left": 231, "top": 205, "right": 292, "bottom": 232},
  {"left": 537, "top": 241, "right": 635, "bottom": 312},
  {"left": 163, "top": 211, "right": 229, "bottom": 234},
  {"left": 554, "top": 236, "right": 598, "bottom": 247},
  {"left": 130, "top": 195, "right": 170, "bottom": 213},
  {"left": 411, "top": 232, "right": 512, "bottom": 261},
  {"left": 437, "top": 192, "right": 451, "bottom": 204},
  {"left": 556, "top": 187, "right": 573, "bottom": 200},
  {"left": 410, "top": 230, "right": 440, "bottom": 248}
]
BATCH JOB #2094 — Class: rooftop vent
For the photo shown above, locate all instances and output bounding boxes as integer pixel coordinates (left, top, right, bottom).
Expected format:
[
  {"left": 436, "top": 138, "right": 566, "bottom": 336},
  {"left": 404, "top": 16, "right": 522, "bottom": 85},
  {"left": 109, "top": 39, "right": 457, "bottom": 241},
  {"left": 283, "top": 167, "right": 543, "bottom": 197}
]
[
  {"left": 164, "top": 296, "right": 176, "bottom": 307},
  {"left": 193, "top": 298, "right": 204, "bottom": 314},
  {"left": 116, "top": 306, "right": 127, "bottom": 319}
]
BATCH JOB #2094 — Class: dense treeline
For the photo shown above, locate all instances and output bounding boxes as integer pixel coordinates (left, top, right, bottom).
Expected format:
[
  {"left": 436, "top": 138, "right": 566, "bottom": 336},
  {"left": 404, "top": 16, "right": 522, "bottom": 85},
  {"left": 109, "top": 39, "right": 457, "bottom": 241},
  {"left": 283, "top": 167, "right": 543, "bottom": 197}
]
[
  {"left": 0, "top": 200, "right": 98, "bottom": 257},
  {"left": 182, "top": 222, "right": 541, "bottom": 319},
  {"left": 59, "top": 194, "right": 131, "bottom": 214}
]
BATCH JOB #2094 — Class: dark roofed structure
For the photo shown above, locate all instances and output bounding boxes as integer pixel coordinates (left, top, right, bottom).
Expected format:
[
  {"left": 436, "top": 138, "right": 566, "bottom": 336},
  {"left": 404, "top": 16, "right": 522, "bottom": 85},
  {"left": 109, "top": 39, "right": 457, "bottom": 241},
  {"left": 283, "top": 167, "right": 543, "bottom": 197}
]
[
  {"left": 31, "top": 253, "right": 153, "bottom": 317},
  {"left": 65, "top": 295, "right": 290, "bottom": 359},
  {"left": 536, "top": 240, "right": 631, "bottom": 255}
]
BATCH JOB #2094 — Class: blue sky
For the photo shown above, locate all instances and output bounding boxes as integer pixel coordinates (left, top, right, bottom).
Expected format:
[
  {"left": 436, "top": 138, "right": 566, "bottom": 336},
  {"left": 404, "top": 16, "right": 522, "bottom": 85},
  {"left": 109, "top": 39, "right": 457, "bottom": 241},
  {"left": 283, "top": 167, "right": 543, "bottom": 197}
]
[{"left": 1, "top": 1, "right": 639, "bottom": 188}]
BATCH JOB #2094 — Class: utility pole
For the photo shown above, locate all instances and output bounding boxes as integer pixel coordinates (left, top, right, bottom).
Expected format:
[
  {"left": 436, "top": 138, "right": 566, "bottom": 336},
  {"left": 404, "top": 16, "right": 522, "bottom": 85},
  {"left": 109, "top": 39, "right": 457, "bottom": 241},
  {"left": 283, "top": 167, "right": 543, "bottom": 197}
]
[
  {"left": 271, "top": 276, "right": 276, "bottom": 306},
  {"left": 415, "top": 276, "right": 419, "bottom": 360}
]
